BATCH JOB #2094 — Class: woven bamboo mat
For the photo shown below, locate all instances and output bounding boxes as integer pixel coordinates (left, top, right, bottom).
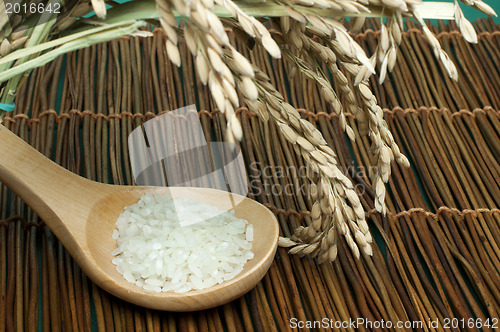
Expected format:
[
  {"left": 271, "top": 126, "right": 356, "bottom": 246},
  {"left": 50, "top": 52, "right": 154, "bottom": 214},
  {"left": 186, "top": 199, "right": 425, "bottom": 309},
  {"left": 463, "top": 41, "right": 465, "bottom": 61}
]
[{"left": 1, "top": 18, "right": 500, "bottom": 331}]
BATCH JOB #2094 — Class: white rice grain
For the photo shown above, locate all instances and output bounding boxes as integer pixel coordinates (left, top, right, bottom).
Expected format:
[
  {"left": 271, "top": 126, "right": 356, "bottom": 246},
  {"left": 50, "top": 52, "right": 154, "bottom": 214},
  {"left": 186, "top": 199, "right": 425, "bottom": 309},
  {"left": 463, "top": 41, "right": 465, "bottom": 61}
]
[{"left": 112, "top": 192, "right": 253, "bottom": 293}]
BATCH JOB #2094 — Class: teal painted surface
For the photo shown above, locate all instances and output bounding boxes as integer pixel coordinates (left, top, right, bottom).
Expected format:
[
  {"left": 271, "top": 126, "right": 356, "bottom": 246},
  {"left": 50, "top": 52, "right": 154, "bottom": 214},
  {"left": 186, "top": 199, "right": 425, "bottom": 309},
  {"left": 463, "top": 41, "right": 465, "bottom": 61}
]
[{"left": 457, "top": 0, "right": 499, "bottom": 23}]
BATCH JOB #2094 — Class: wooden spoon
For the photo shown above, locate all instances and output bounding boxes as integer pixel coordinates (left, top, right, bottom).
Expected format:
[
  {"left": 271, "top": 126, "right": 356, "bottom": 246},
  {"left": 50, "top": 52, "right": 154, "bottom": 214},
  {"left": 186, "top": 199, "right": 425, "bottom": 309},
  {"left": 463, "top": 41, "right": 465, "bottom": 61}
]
[{"left": 0, "top": 124, "right": 279, "bottom": 311}]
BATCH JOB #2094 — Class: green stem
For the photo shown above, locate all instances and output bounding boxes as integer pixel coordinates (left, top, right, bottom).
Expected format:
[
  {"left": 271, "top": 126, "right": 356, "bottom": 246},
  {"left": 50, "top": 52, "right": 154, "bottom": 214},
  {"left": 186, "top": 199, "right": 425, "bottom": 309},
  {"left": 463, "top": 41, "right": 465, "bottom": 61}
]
[
  {"left": 0, "top": 0, "right": 60, "bottom": 117},
  {"left": 0, "top": 20, "right": 145, "bottom": 86},
  {"left": 93, "top": 0, "right": 392, "bottom": 24},
  {"left": 96, "top": 0, "right": 455, "bottom": 22},
  {"left": 0, "top": 21, "right": 149, "bottom": 68}
]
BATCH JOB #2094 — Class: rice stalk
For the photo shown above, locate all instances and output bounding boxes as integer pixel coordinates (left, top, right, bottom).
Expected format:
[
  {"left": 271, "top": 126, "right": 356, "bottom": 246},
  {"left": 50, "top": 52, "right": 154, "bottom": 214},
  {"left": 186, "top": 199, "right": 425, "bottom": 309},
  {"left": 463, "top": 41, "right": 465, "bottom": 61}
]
[{"left": 0, "top": 0, "right": 495, "bottom": 262}]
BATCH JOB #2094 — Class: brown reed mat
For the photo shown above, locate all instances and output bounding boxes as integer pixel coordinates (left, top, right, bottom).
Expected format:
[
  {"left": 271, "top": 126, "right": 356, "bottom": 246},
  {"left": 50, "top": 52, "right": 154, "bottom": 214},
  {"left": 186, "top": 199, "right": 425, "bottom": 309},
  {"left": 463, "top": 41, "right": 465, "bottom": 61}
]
[{"left": 1, "top": 18, "right": 500, "bottom": 331}]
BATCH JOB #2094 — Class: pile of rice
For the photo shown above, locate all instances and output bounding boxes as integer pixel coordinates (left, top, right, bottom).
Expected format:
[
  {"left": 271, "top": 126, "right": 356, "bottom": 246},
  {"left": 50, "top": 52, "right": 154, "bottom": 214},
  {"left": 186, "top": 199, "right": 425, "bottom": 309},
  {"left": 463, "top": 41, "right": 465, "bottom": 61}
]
[{"left": 111, "top": 192, "right": 254, "bottom": 293}]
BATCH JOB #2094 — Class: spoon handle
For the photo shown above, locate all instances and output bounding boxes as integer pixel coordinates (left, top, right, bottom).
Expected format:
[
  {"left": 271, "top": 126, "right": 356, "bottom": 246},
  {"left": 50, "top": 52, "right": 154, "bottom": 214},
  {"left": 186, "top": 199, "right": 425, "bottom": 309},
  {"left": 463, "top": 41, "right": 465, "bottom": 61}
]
[{"left": 0, "top": 124, "right": 93, "bottom": 222}]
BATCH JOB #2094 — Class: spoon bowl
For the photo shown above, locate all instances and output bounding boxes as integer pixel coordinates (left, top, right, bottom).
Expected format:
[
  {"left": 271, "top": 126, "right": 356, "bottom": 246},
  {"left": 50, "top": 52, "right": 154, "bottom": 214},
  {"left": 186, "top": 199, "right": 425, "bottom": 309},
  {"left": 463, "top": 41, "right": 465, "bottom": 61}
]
[{"left": 0, "top": 125, "right": 279, "bottom": 311}]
